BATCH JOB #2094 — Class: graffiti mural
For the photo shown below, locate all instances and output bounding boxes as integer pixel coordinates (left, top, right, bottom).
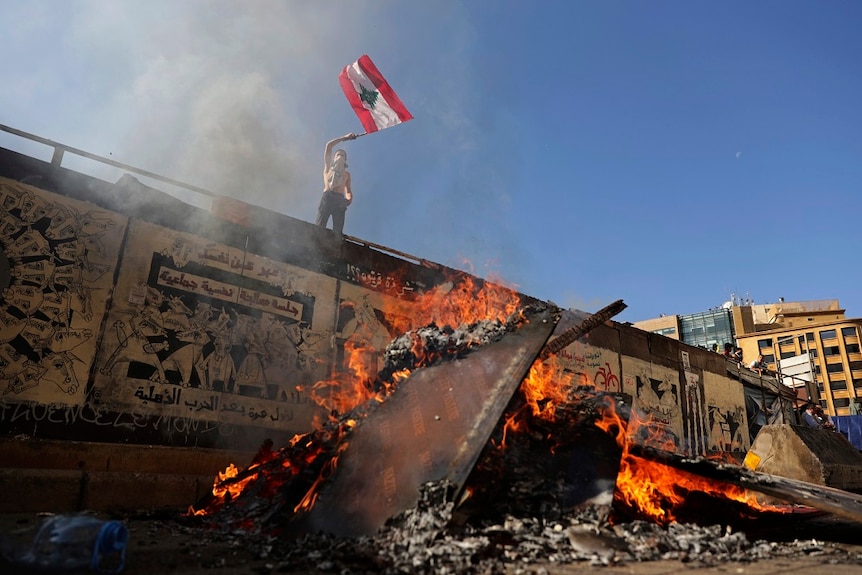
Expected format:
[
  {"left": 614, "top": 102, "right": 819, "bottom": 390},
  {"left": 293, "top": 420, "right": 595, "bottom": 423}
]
[
  {"left": 553, "top": 340, "right": 621, "bottom": 392},
  {"left": 702, "top": 371, "right": 750, "bottom": 454},
  {"left": 336, "top": 283, "right": 413, "bottom": 379},
  {"left": 623, "top": 358, "right": 683, "bottom": 449},
  {"left": 0, "top": 178, "right": 126, "bottom": 403},
  {"left": 92, "top": 221, "right": 338, "bottom": 432}
]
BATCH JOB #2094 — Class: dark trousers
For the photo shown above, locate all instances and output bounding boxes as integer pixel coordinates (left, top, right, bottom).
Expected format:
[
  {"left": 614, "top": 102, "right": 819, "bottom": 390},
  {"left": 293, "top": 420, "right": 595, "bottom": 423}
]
[{"left": 316, "top": 190, "right": 349, "bottom": 235}]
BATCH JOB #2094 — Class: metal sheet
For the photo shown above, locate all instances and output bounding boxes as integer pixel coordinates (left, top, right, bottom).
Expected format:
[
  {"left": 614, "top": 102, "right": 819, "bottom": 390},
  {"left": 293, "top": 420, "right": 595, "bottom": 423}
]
[{"left": 291, "top": 307, "right": 558, "bottom": 537}]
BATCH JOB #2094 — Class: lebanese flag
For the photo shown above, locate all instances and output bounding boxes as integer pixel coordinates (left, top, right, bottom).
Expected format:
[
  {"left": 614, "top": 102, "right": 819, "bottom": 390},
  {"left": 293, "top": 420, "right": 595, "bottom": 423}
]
[{"left": 339, "top": 55, "right": 413, "bottom": 133}]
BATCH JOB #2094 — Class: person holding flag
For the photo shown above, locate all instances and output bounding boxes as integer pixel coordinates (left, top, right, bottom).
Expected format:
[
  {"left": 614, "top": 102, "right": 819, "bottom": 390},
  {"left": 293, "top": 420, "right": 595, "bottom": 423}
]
[
  {"left": 316, "top": 55, "right": 412, "bottom": 236},
  {"left": 316, "top": 132, "right": 357, "bottom": 237}
]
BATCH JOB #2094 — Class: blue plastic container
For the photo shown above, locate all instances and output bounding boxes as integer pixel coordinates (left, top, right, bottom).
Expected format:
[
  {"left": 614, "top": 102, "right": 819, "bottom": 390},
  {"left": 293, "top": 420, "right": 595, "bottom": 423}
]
[{"left": 6, "top": 514, "right": 128, "bottom": 573}]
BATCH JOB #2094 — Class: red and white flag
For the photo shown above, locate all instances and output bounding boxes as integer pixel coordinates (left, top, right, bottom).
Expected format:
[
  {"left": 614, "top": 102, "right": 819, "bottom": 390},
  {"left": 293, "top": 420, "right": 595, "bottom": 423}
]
[{"left": 339, "top": 55, "right": 413, "bottom": 133}]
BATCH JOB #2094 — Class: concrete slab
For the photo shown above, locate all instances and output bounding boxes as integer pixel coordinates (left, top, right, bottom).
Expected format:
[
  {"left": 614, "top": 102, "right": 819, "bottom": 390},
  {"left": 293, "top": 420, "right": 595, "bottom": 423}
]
[{"left": 744, "top": 424, "right": 862, "bottom": 491}]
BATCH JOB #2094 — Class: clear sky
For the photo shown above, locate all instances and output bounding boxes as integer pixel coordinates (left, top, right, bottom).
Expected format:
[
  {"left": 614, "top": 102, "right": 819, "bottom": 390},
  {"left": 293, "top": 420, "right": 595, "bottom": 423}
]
[{"left": 1, "top": 1, "right": 860, "bottom": 323}]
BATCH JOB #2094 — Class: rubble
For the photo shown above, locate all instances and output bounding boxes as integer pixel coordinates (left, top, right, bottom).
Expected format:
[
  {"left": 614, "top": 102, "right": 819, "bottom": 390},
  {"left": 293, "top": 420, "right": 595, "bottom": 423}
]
[
  {"left": 178, "top": 480, "right": 862, "bottom": 574},
  {"left": 183, "top": 298, "right": 862, "bottom": 573}
]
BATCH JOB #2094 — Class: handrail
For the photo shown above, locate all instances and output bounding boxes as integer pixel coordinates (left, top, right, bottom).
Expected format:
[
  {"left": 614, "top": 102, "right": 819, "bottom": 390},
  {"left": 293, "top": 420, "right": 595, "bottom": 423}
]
[
  {"left": 0, "top": 122, "right": 216, "bottom": 198},
  {"left": 0, "top": 123, "right": 440, "bottom": 271}
]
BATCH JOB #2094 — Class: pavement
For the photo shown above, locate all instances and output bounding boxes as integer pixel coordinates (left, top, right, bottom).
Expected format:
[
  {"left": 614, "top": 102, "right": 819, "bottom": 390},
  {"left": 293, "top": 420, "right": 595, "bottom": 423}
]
[{"left": 1, "top": 511, "right": 861, "bottom": 574}]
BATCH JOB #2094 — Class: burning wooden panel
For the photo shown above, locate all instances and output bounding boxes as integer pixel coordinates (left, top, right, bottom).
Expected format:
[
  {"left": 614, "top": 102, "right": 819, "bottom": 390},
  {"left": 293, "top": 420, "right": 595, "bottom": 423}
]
[{"left": 289, "top": 305, "right": 559, "bottom": 537}]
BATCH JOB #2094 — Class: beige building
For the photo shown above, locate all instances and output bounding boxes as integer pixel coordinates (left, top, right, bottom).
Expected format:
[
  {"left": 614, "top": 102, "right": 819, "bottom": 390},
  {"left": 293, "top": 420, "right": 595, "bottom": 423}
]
[
  {"left": 635, "top": 299, "right": 862, "bottom": 416},
  {"left": 732, "top": 300, "right": 862, "bottom": 416}
]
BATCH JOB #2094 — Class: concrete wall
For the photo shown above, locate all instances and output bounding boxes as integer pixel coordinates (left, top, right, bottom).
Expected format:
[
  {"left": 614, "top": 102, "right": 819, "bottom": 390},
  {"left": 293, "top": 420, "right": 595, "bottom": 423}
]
[
  {"left": 0, "top": 147, "right": 451, "bottom": 453},
  {"left": 0, "top": 146, "right": 752, "bottom": 511},
  {"left": 546, "top": 314, "right": 750, "bottom": 459}
]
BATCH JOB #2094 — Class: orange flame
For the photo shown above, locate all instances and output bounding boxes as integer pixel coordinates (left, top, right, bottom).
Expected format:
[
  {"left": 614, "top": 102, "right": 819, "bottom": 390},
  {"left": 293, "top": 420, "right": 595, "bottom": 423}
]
[
  {"left": 189, "top": 272, "right": 525, "bottom": 519},
  {"left": 595, "top": 402, "right": 776, "bottom": 524}
]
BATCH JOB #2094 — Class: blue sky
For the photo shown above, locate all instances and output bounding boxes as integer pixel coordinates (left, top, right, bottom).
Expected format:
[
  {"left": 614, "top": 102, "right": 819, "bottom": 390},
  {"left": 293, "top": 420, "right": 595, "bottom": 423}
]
[{"left": 1, "top": 1, "right": 860, "bottom": 323}]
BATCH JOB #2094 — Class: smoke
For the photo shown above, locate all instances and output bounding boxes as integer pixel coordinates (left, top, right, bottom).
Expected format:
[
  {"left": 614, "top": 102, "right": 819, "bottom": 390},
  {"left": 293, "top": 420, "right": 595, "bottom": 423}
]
[{"left": 0, "top": 1, "right": 535, "bottom": 298}]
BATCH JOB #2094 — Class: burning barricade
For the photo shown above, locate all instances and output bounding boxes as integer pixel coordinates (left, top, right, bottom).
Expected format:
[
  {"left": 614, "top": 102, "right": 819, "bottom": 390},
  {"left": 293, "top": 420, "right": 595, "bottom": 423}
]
[{"left": 184, "top": 277, "right": 862, "bottom": 571}]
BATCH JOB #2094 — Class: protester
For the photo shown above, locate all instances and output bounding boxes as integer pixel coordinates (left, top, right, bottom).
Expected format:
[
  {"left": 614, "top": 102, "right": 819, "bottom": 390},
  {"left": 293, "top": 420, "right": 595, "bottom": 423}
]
[
  {"left": 316, "top": 132, "right": 358, "bottom": 236},
  {"left": 802, "top": 404, "right": 822, "bottom": 428},
  {"left": 748, "top": 354, "right": 766, "bottom": 375},
  {"left": 813, "top": 404, "right": 836, "bottom": 430}
]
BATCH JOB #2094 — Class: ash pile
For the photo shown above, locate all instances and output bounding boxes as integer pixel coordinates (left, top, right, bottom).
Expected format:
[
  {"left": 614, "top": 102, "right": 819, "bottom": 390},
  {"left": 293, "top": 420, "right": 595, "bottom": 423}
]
[{"left": 187, "top": 300, "right": 862, "bottom": 573}]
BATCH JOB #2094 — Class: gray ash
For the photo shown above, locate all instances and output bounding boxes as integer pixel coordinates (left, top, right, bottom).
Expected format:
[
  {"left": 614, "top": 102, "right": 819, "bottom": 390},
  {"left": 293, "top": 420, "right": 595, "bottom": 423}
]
[
  {"left": 379, "top": 302, "right": 548, "bottom": 382},
  {"left": 236, "top": 481, "right": 862, "bottom": 574}
]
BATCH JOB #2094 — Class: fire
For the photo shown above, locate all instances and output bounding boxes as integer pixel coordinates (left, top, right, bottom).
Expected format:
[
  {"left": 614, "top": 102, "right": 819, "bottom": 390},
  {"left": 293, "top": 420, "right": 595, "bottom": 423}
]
[
  {"left": 189, "top": 272, "right": 526, "bottom": 521},
  {"left": 519, "top": 357, "right": 574, "bottom": 420},
  {"left": 409, "top": 275, "right": 522, "bottom": 329},
  {"left": 595, "top": 403, "right": 776, "bottom": 525}
]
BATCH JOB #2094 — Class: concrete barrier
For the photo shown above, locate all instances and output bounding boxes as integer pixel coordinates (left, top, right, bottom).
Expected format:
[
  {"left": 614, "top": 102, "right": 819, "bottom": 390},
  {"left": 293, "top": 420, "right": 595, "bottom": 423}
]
[{"left": 744, "top": 424, "right": 862, "bottom": 492}]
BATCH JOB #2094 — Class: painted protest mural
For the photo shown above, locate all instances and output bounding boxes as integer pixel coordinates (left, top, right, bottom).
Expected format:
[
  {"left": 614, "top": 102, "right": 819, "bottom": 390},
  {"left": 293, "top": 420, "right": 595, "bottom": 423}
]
[
  {"left": 336, "top": 282, "right": 414, "bottom": 380},
  {"left": 92, "top": 220, "right": 337, "bottom": 434},
  {"left": 622, "top": 357, "right": 684, "bottom": 451},
  {"left": 552, "top": 338, "right": 622, "bottom": 393},
  {"left": 0, "top": 177, "right": 126, "bottom": 403},
  {"left": 702, "top": 370, "right": 749, "bottom": 455}
]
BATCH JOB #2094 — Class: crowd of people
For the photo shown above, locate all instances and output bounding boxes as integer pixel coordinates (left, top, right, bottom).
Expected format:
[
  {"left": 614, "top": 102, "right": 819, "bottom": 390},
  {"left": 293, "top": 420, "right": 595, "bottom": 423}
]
[
  {"left": 710, "top": 342, "right": 773, "bottom": 376},
  {"left": 708, "top": 341, "right": 842, "bottom": 433}
]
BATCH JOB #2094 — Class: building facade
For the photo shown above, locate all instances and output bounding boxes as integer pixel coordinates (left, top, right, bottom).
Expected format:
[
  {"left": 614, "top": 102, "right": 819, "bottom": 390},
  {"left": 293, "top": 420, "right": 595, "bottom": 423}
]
[
  {"left": 631, "top": 308, "right": 736, "bottom": 352},
  {"left": 635, "top": 299, "right": 862, "bottom": 416}
]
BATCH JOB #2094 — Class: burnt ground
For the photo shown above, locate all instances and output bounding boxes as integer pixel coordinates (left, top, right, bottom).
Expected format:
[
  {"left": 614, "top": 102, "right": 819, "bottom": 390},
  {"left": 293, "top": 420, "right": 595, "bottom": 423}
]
[{"left": 2, "top": 503, "right": 862, "bottom": 575}]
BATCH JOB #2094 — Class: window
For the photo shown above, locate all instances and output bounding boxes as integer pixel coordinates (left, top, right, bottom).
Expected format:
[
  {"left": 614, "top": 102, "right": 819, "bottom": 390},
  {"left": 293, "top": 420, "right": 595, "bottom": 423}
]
[
  {"left": 847, "top": 343, "right": 861, "bottom": 354},
  {"left": 842, "top": 326, "right": 858, "bottom": 338},
  {"left": 826, "top": 363, "right": 844, "bottom": 374},
  {"left": 830, "top": 379, "right": 848, "bottom": 390},
  {"left": 762, "top": 354, "right": 775, "bottom": 364},
  {"left": 823, "top": 346, "right": 841, "bottom": 357},
  {"left": 655, "top": 327, "right": 677, "bottom": 336},
  {"left": 758, "top": 338, "right": 773, "bottom": 349},
  {"left": 834, "top": 398, "right": 850, "bottom": 408},
  {"left": 850, "top": 360, "right": 862, "bottom": 372},
  {"left": 820, "top": 329, "right": 837, "bottom": 340},
  {"left": 806, "top": 332, "right": 815, "bottom": 342},
  {"left": 809, "top": 349, "right": 818, "bottom": 358},
  {"left": 780, "top": 350, "right": 796, "bottom": 360}
]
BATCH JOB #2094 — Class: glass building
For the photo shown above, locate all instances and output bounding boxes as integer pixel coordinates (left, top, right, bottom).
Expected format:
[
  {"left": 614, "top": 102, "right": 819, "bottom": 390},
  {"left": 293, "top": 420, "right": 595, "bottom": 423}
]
[{"left": 678, "top": 308, "right": 735, "bottom": 350}]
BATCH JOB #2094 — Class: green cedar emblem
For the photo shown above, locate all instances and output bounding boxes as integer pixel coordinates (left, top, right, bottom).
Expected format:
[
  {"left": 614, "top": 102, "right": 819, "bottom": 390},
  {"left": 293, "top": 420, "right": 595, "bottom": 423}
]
[{"left": 359, "top": 84, "right": 379, "bottom": 108}]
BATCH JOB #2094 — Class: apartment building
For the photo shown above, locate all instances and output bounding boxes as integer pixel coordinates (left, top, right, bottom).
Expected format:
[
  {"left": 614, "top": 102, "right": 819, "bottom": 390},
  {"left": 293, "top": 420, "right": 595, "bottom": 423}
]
[{"left": 634, "top": 299, "right": 862, "bottom": 416}]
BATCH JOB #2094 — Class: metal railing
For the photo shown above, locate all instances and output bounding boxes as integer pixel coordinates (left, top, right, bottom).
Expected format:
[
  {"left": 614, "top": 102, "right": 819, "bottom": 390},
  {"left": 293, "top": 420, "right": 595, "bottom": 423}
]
[
  {"left": 0, "top": 123, "right": 217, "bottom": 198},
  {"left": 0, "top": 123, "right": 440, "bottom": 269}
]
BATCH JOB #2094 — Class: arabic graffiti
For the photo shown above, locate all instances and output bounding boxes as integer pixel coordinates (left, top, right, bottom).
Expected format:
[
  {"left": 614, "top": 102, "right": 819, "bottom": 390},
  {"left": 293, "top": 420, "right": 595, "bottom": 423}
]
[
  {"left": 554, "top": 346, "right": 620, "bottom": 391},
  {"left": 346, "top": 263, "right": 416, "bottom": 297},
  {"left": 131, "top": 385, "right": 295, "bottom": 423}
]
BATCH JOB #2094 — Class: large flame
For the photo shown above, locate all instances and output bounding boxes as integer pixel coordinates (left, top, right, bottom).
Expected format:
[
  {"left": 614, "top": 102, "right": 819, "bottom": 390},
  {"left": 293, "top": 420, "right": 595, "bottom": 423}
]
[
  {"left": 190, "top": 273, "right": 524, "bottom": 519},
  {"left": 191, "top": 272, "right": 780, "bottom": 528},
  {"left": 595, "top": 404, "right": 777, "bottom": 525}
]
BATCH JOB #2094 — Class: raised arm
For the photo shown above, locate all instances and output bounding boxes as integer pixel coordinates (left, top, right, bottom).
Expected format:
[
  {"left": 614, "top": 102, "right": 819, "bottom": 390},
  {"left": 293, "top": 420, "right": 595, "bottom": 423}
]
[{"left": 323, "top": 132, "right": 358, "bottom": 165}]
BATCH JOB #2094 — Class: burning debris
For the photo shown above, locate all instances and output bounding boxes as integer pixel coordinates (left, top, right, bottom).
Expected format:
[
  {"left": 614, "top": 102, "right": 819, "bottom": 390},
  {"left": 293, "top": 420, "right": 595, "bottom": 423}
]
[
  {"left": 183, "top": 282, "right": 862, "bottom": 572},
  {"left": 189, "top": 291, "right": 557, "bottom": 534},
  {"left": 176, "top": 486, "right": 862, "bottom": 574},
  {"left": 379, "top": 302, "right": 548, "bottom": 380}
]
